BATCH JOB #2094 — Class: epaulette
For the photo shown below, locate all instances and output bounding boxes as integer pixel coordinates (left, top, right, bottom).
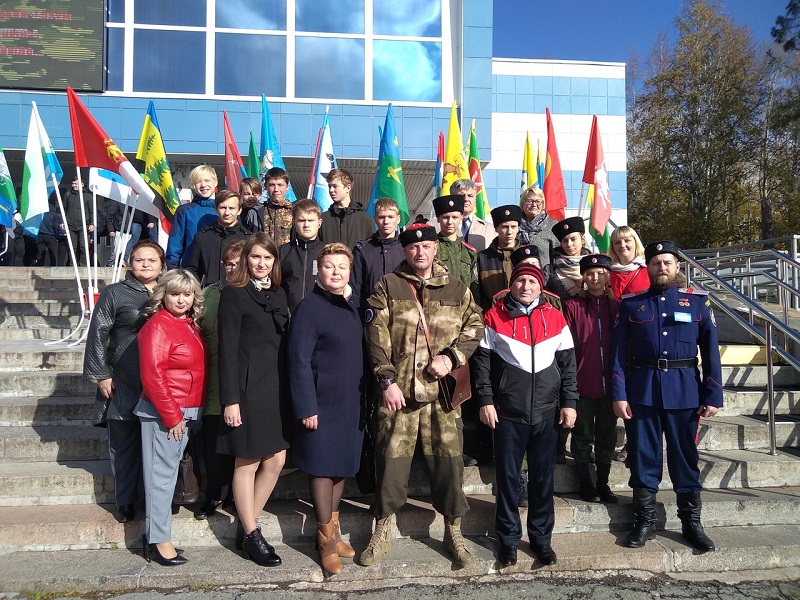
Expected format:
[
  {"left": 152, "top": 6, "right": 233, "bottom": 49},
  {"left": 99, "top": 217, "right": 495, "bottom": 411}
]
[
  {"left": 542, "top": 290, "right": 559, "bottom": 300},
  {"left": 461, "top": 239, "right": 477, "bottom": 252},
  {"left": 677, "top": 287, "right": 709, "bottom": 295},
  {"left": 621, "top": 289, "right": 648, "bottom": 300}
]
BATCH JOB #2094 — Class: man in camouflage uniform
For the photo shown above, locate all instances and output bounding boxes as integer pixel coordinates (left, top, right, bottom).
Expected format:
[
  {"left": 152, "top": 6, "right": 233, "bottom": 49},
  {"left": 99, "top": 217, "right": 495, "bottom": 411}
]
[
  {"left": 434, "top": 194, "right": 479, "bottom": 300},
  {"left": 361, "top": 223, "right": 484, "bottom": 568},
  {"left": 261, "top": 167, "right": 294, "bottom": 246}
]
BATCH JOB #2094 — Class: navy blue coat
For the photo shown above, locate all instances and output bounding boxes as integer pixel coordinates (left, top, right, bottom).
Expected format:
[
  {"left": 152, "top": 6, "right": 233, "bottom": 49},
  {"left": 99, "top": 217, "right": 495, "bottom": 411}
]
[
  {"left": 287, "top": 284, "right": 365, "bottom": 477},
  {"left": 611, "top": 285, "right": 723, "bottom": 410}
]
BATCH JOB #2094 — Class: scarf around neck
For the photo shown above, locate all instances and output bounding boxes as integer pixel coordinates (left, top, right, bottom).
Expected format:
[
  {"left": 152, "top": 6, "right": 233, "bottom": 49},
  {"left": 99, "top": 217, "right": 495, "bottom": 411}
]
[{"left": 250, "top": 275, "right": 272, "bottom": 291}]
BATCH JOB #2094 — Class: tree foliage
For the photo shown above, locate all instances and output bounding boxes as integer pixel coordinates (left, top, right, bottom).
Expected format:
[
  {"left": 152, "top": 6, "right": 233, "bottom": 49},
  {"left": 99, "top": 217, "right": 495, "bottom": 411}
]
[{"left": 772, "top": 0, "right": 800, "bottom": 51}]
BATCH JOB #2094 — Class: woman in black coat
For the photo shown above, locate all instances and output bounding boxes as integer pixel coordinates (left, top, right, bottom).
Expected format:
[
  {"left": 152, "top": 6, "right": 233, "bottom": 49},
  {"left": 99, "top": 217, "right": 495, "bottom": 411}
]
[
  {"left": 216, "top": 233, "right": 289, "bottom": 568},
  {"left": 288, "top": 242, "right": 364, "bottom": 575},
  {"left": 82, "top": 240, "right": 164, "bottom": 523}
]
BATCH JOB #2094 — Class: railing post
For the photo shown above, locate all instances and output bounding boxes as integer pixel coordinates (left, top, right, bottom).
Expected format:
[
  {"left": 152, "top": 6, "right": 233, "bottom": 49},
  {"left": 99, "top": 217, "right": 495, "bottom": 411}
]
[{"left": 765, "top": 322, "right": 777, "bottom": 457}]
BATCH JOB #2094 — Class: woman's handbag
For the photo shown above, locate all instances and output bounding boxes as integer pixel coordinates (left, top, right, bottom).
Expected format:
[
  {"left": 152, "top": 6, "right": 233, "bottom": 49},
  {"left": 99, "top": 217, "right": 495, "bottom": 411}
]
[
  {"left": 407, "top": 282, "right": 471, "bottom": 412},
  {"left": 173, "top": 449, "right": 200, "bottom": 505}
]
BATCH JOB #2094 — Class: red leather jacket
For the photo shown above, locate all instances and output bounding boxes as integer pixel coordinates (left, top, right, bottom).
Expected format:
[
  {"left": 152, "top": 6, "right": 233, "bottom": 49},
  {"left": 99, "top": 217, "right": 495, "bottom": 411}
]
[
  {"left": 138, "top": 309, "right": 207, "bottom": 428},
  {"left": 610, "top": 266, "right": 649, "bottom": 300}
]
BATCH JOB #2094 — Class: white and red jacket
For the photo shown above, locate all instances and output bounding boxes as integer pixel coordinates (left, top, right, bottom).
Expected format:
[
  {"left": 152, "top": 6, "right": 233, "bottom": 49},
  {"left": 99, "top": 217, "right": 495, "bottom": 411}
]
[{"left": 472, "top": 294, "right": 578, "bottom": 425}]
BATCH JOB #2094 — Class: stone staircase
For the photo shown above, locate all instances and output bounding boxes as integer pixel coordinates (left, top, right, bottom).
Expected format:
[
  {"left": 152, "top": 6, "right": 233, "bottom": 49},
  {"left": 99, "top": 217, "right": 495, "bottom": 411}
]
[{"left": 0, "top": 266, "right": 800, "bottom": 593}]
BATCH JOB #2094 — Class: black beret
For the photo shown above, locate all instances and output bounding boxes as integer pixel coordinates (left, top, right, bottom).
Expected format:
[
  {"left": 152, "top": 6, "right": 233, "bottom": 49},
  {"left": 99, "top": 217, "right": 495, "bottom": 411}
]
[
  {"left": 490, "top": 204, "right": 524, "bottom": 226},
  {"left": 552, "top": 216, "right": 585, "bottom": 240},
  {"left": 579, "top": 254, "right": 613, "bottom": 274},
  {"left": 432, "top": 194, "right": 465, "bottom": 217},
  {"left": 510, "top": 245, "right": 540, "bottom": 268},
  {"left": 399, "top": 223, "right": 438, "bottom": 247},
  {"left": 644, "top": 240, "right": 681, "bottom": 264}
]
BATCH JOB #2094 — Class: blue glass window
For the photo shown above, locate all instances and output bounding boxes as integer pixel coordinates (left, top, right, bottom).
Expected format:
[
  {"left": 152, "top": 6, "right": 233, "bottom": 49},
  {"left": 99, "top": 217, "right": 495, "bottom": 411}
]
[
  {"left": 134, "top": 0, "right": 206, "bottom": 27},
  {"left": 295, "top": 37, "right": 364, "bottom": 99},
  {"left": 373, "top": 0, "right": 440, "bottom": 37},
  {"left": 215, "top": 34, "right": 286, "bottom": 96},
  {"left": 373, "top": 40, "right": 441, "bottom": 102},
  {"left": 295, "top": 0, "right": 364, "bottom": 34},
  {"left": 107, "top": 0, "right": 125, "bottom": 23},
  {"left": 106, "top": 28, "right": 124, "bottom": 91},
  {"left": 216, "top": 0, "right": 286, "bottom": 30},
  {"left": 133, "top": 30, "right": 205, "bottom": 94}
]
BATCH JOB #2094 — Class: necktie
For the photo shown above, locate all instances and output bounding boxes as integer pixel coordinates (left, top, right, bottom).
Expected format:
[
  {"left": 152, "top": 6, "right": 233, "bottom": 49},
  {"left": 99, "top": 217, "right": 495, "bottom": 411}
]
[{"left": 461, "top": 217, "right": 471, "bottom": 241}]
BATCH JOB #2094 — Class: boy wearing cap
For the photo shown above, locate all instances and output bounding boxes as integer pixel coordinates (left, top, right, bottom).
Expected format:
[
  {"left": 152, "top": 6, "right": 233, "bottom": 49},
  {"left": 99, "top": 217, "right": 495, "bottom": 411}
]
[
  {"left": 362, "top": 223, "right": 484, "bottom": 569},
  {"left": 563, "top": 254, "right": 619, "bottom": 504},
  {"left": 550, "top": 216, "right": 590, "bottom": 299},
  {"left": 475, "top": 205, "right": 524, "bottom": 311},
  {"left": 611, "top": 240, "right": 722, "bottom": 553},
  {"left": 473, "top": 263, "right": 578, "bottom": 567},
  {"left": 433, "top": 194, "right": 479, "bottom": 299}
]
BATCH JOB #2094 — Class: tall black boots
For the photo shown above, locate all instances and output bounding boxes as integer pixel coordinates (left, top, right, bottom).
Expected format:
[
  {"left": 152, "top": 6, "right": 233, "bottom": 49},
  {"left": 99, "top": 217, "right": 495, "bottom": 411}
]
[
  {"left": 576, "top": 463, "right": 601, "bottom": 503},
  {"left": 677, "top": 491, "right": 716, "bottom": 553},
  {"left": 625, "top": 488, "right": 657, "bottom": 548},
  {"left": 595, "top": 463, "right": 618, "bottom": 503}
]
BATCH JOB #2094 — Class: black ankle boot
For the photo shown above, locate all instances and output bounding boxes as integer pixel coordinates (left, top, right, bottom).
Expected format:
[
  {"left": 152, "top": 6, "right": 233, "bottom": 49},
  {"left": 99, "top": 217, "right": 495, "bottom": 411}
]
[
  {"left": 626, "top": 488, "right": 657, "bottom": 548},
  {"left": 595, "top": 463, "right": 618, "bottom": 504},
  {"left": 242, "top": 526, "right": 282, "bottom": 567},
  {"left": 676, "top": 491, "right": 715, "bottom": 553},
  {"left": 576, "top": 463, "right": 600, "bottom": 502}
]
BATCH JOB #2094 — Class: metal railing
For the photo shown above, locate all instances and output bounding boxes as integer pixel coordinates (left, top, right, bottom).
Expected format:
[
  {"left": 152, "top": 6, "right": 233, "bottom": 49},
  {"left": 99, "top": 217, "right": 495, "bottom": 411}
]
[{"left": 681, "top": 249, "right": 800, "bottom": 456}]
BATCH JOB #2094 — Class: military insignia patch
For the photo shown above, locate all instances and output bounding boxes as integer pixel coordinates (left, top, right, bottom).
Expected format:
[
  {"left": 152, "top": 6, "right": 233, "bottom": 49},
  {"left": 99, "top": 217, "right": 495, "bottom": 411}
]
[
  {"left": 710, "top": 308, "right": 716, "bottom": 327},
  {"left": 705, "top": 299, "right": 711, "bottom": 307},
  {"left": 679, "top": 299, "right": 690, "bottom": 307},
  {"left": 505, "top": 209, "right": 510, "bottom": 215},
  {"left": 656, "top": 243, "right": 663, "bottom": 251},
  {"left": 416, "top": 230, "right": 422, "bottom": 239},
  {"left": 637, "top": 305, "right": 646, "bottom": 312},
  {"left": 364, "top": 308, "right": 375, "bottom": 323}
]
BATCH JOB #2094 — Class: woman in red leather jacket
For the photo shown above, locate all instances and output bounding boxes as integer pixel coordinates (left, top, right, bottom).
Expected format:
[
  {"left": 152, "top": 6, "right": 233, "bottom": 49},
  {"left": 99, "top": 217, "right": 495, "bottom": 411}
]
[
  {"left": 608, "top": 226, "right": 649, "bottom": 299},
  {"left": 136, "top": 269, "right": 207, "bottom": 566}
]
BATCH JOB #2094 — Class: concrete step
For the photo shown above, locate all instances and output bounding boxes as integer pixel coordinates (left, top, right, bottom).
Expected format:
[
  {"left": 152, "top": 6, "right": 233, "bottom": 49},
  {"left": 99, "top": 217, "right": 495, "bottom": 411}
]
[
  {"left": 722, "top": 388, "right": 800, "bottom": 416},
  {"left": 722, "top": 365, "right": 800, "bottom": 387},
  {"left": 0, "top": 371, "right": 94, "bottom": 397},
  {"left": 0, "top": 328, "right": 81, "bottom": 340},
  {"left": 0, "top": 487, "right": 798, "bottom": 554},
  {"left": 0, "top": 396, "right": 94, "bottom": 426},
  {"left": 0, "top": 425, "right": 107, "bottom": 462},
  {"left": 0, "top": 266, "right": 115, "bottom": 280},
  {"left": 0, "top": 289, "right": 93, "bottom": 302},
  {"left": 719, "top": 344, "right": 777, "bottom": 366},
  {"left": 0, "top": 314, "right": 82, "bottom": 330},
  {"left": 0, "top": 461, "right": 115, "bottom": 506},
  {"left": 0, "top": 300, "right": 82, "bottom": 317},
  {"left": 695, "top": 415, "right": 800, "bottom": 451},
  {"left": 0, "top": 342, "right": 86, "bottom": 372}
]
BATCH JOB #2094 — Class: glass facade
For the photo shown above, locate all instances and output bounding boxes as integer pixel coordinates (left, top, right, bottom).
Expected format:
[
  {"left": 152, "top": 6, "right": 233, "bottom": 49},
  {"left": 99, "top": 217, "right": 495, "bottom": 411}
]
[{"left": 105, "top": 0, "right": 446, "bottom": 103}]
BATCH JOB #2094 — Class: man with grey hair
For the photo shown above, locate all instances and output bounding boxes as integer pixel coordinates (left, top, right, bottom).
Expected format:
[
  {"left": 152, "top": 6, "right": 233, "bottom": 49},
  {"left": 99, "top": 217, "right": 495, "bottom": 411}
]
[{"left": 450, "top": 179, "right": 496, "bottom": 252}]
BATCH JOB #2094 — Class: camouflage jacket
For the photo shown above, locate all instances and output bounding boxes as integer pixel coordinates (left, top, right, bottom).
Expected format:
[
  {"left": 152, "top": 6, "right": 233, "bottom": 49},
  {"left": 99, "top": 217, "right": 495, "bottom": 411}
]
[
  {"left": 262, "top": 199, "right": 294, "bottom": 246},
  {"left": 365, "top": 259, "right": 484, "bottom": 405},
  {"left": 436, "top": 235, "right": 480, "bottom": 301},
  {"left": 475, "top": 239, "right": 521, "bottom": 312}
]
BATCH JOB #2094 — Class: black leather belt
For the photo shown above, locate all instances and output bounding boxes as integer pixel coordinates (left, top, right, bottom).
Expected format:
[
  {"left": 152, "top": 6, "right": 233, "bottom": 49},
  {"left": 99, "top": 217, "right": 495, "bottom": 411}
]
[{"left": 632, "top": 358, "right": 698, "bottom": 371}]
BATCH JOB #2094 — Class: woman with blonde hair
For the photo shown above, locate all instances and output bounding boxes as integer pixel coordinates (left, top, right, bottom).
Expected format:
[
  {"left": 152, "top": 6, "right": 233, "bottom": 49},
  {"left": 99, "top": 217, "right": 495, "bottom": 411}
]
[
  {"left": 136, "top": 269, "right": 207, "bottom": 566},
  {"left": 216, "top": 233, "right": 289, "bottom": 567},
  {"left": 608, "top": 225, "right": 648, "bottom": 299},
  {"left": 517, "top": 186, "right": 559, "bottom": 267}
]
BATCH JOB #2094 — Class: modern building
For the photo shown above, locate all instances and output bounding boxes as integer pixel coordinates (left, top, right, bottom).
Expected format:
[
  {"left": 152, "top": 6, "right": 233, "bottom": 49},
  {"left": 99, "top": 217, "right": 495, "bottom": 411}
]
[{"left": 0, "top": 0, "right": 627, "bottom": 224}]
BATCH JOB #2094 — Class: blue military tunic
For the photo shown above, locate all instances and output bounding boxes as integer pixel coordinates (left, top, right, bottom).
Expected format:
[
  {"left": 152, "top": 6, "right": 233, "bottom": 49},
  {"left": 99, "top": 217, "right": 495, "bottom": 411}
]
[{"left": 611, "top": 285, "right": 723, "bottom": 410}]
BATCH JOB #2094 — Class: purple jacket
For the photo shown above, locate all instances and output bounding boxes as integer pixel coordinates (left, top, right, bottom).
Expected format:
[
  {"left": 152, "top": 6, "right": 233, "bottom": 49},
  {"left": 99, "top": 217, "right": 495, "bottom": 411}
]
[{"left": 563, "top": 293, "right": 619, "bottom": 399}]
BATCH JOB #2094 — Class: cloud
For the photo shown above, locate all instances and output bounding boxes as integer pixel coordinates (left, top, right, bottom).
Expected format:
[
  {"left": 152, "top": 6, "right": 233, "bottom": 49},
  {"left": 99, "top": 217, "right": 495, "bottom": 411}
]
[
  {"left": 374, "top": 0, "right": 441, "bottom": 37},
  {"left": 373, "top": 40, "right": 441, "bottom": 102}
]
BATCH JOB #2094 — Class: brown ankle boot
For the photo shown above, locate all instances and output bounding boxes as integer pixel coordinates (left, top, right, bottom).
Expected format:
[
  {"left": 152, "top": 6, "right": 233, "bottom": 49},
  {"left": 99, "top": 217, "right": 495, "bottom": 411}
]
[
  {"left": 316, "top": 520, "right": 342, "bottom": 574},
  {"left": 331, "top": 511, "right": 355, "bottom": 558}
]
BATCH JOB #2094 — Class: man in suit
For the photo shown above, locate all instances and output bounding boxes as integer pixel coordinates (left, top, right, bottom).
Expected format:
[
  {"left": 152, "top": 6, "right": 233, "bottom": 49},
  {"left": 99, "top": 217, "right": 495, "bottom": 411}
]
[{"left": 450, "top": 179, "right": 496, "bottom": 252}]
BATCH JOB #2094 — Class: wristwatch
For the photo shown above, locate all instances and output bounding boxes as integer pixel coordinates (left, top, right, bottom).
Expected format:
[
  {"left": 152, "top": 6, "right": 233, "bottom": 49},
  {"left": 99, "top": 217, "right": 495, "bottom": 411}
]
[{"left": 379, "top": 377, "right": 396, "bottom": 390}]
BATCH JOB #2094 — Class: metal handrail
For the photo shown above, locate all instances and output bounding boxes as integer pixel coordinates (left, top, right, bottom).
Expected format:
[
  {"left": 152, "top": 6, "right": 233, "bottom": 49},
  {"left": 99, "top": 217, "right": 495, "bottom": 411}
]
[
  {"left": 687, "top": 234, "right": 800, "bottom": 259},
  {"left": 681, "top": 250, "right": 800, "bottom": 457}
]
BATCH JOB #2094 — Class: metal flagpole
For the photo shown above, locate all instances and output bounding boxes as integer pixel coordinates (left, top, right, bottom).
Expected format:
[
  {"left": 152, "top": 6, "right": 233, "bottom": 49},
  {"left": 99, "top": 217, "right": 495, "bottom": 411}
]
[
  {"left": 112, "top": 190, "right": 137, "bottom": 284},
  {"left": 577, "top": 182, "right": 587, "bottom": 219}
]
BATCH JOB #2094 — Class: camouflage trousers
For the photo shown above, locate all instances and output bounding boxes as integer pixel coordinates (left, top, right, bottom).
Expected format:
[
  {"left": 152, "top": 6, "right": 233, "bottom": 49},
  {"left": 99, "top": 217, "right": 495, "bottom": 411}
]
[{"left": 372, "top": 400, "right": 469, "bottom": 519}]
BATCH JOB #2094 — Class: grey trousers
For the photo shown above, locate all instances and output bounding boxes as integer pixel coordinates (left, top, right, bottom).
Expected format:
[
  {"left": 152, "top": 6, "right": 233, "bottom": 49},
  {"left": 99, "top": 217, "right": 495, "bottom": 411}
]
[
  {"left": 107, "top": 419, "right": 142, "bottom": 507},
  {"left": 140, "top": 416, "right": 189, "bottom": 544}
]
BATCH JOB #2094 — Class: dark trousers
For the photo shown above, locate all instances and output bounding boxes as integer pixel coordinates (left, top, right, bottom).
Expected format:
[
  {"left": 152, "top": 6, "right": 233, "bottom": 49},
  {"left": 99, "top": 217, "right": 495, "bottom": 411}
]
[
  {"left": 625, "top": 404, "right": 701, "bottom": 494},
  {"left": 67, "top": 229, "right": 89, "bottom": 266},
  {"left": 494, "top": 417, "right": 558, "bottom": 547},
  {"left": 108, "top": 419, "right": 143, "bottom": 507},
  {"left": 37, "top": 236, "right": 67, "bottom": 266},
  {"left": 572, "top": 396, "right": 618, "bottom": 466},
  {"left": 200, "top": 414, "right": 234, "bottom": 502}
]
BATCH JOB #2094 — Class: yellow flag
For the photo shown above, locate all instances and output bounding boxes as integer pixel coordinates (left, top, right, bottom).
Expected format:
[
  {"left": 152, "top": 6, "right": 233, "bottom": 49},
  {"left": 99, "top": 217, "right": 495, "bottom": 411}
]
[
  {"left": 521, "top": 132, "right": 537, "bottom": 191},
  {"left": 442, "top": 100, "right": 467, "bottom": 195}
]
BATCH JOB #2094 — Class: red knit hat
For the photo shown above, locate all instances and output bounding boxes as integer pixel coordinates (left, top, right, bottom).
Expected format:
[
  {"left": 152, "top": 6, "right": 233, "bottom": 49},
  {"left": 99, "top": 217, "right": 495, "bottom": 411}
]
[{"left": 509, "top": 264, "right": 545, "bottom": 289}]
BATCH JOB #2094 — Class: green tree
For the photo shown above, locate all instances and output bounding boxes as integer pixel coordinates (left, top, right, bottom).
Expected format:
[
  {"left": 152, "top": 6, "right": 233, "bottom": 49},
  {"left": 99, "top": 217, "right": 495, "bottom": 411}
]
[{"left": 772, "top": 0, "right": 800, "bottom": 51}]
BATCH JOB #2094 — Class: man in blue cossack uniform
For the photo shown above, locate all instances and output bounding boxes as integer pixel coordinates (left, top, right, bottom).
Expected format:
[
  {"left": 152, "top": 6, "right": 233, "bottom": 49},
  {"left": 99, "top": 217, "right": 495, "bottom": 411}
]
[{"left": 611, "top": 240, "right": 723, "bottom": 553}]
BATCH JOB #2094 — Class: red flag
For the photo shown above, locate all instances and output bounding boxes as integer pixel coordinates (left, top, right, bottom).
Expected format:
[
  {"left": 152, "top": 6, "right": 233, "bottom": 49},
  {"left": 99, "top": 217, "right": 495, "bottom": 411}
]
[
  {"left": 66, "top": 88, "right": 154, "bottom": 201},
  {"left": 223, "top": 111, "right": 245, "bottom": 191},
  {"left": 582, "top": 115, "right": 612, "bottom": 235},
  {"left": 543, "top": 108, "right": 567, "bottom": 221}
]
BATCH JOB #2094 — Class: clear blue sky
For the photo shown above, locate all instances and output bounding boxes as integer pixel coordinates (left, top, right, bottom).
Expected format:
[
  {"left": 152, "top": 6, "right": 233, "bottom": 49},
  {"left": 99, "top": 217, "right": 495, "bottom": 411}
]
[{"left": 492, "top": 0, "right": 788, "bottom": 63}]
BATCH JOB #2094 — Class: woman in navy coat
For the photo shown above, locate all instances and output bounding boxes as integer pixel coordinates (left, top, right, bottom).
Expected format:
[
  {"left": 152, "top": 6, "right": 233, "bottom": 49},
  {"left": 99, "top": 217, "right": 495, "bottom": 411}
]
[{"left": 288, "top": 242, "right": 365, "bottom": 575}]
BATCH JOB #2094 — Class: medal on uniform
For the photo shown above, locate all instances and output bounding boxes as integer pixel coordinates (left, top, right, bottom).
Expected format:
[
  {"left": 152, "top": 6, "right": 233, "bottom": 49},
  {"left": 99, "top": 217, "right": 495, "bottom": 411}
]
[{"left": 637, "top": 305, "right": 646, "bottom": 312}]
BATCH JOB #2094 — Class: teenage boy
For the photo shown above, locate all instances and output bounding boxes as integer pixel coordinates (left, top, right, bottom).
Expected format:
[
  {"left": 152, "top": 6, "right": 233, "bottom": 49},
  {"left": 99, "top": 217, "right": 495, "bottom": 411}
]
[
  {"left": 433, "top": 194, "right": 479, "bottom": 299},
  {"left": 166, "top": 164, "right": 219, "bottom": 269},
  {"left": 185, "top": 190, "right": 251, "bottom": 287},
  {"left": 262, "top": 167, "right": 294, "bottom": 246},
  {"left": 351, "top": 197, "right": 403, "bottom": 302},
  {"left": 320, "top": 168, "right": 375, "bottom": 249},
  {"left": 279, "top": 199, "right": 325, "bottom": 311},
  {"left": 239, "top": 177, "right": 264, "bottom": 233},
  {"left": 475, "top": 205, "right": 523, "bottom": 311}
]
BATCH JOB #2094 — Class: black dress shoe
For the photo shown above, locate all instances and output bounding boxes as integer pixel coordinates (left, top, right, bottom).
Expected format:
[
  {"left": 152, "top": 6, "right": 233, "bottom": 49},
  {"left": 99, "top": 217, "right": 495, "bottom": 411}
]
[
  {"left": 532, "top": 543, "right": 557, "bottom": 565},
  {"left": 142, "top": 536, "right": 188, "bottom": 566},
  {"left": 195, "top": 500, "right": 223, "bottom": 520},
  {"left": 498, "top": 544, "right": 517, "bottom": 566},
  {"left": 463, "top": 454, "right": 478, "bottom": 467},
  {"left": 116, "top": 504, "right": 136, "bottom": 523}
]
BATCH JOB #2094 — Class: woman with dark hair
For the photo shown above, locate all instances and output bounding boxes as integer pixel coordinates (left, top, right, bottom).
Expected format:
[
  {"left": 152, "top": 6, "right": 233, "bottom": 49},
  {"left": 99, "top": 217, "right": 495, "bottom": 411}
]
[
  {"left": 288, "top": 242, "right": 364, "bottom": 575},
  {"left": 83, "top": 240, "right": 164, "bottom": 523},
  {"left": 216, "top": 232, "right": 289, "bottom": 567},
  {"left": 136, "top": 269, "right": 207, "bottom": 566}
]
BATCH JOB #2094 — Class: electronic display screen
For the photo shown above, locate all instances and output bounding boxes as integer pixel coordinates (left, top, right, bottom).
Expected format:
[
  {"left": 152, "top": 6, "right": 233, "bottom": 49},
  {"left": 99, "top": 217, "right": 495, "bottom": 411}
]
[{"left": 0, "top": 0, "right": 104, "bottom": 91}]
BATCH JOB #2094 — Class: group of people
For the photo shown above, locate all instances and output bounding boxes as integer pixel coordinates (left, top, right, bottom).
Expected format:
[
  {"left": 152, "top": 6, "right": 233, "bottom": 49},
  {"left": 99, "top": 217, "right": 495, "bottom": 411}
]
[{"left": 83, "top": 163, "right": 724, "bottom": 574}]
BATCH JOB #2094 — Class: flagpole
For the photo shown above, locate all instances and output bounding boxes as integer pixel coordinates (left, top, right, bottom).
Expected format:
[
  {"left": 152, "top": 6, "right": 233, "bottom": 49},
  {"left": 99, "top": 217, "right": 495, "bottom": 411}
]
[
  {"left": 307, "top": 127, "right": 323, "bottom": 199},
  {"left": 577, "top": 182, "right": 587, "bottom": 219},
  {"left": 91, "top": 188, "right": 99, "bottom": 294},
  {"left": 75, "top": 168, "right": 95, "bottom": 315},
  {"left": 113, "top": 191, "right": 136, "bottom": 284},
  {"left": 45, "top": 174, "right": 88, "bottom": 345}
]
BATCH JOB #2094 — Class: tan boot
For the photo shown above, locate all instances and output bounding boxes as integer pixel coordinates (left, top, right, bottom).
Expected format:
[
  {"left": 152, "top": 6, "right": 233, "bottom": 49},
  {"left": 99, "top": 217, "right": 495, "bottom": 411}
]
[
  {"left": 443, "top": 516, "right": 474, "bottom": 568},
  {"left": 316, "top": 520, "right": 342, "bottom": 574},
  {"left": 332, "top": 511, "right": 355, "bottom": 558},
  {"left": 358, "top": 515, "right": 393, "bottom": 566}
]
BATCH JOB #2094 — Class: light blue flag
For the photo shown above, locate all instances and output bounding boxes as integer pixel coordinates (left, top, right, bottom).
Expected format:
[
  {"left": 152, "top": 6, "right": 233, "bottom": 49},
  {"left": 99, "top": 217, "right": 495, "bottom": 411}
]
[
  {"left": 260, "top": 95, "right": 296, "bottom": 201},
  {"left": 311, "top": 111, "right": 337, "bottom": 212},
  {"left": 0, "top": 146, "right": 16, "bottom": 228}
]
